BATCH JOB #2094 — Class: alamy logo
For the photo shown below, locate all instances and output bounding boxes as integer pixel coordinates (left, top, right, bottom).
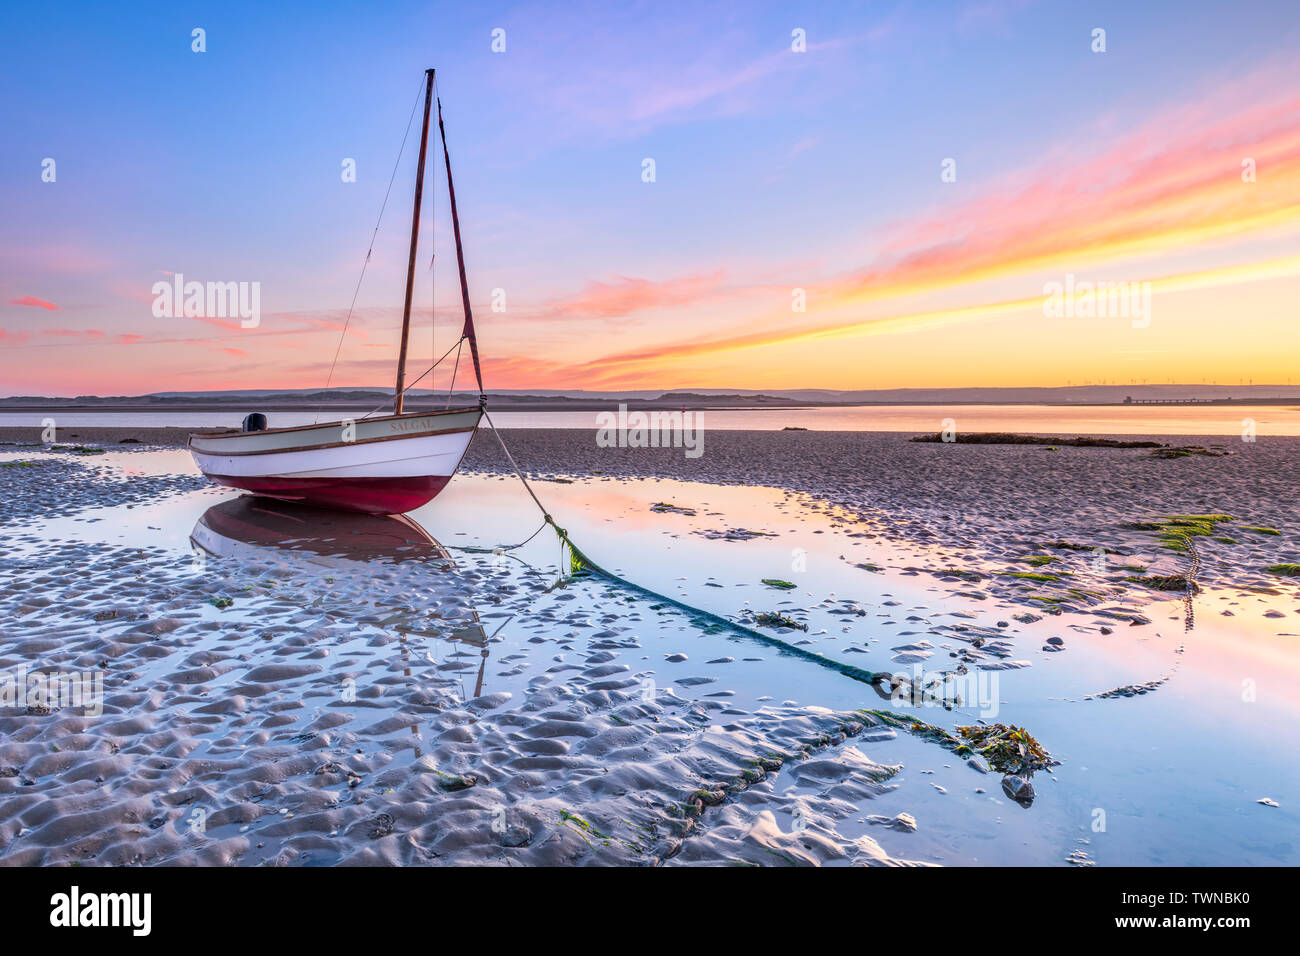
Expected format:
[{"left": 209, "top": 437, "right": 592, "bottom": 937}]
[
  {"left": 595, "top": 403, "right": 704, "bottom": 459},
  {"left": 1042, "top": 273, "right": 1152, "bottom": 328},
  {"left": 49, "top": 886, "right": 151, "bottom": 936},
  {"left": 152, "top": 272, "right": 260, "bottom": 328},
  {"left": 1, "top": 666, "right": 103, "bottom": 716},
  {"left": 891, "top": 665, "right": 1000, "bottom": 718}
]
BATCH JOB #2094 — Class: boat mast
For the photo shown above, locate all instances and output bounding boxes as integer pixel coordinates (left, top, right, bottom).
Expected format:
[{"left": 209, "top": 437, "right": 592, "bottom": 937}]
[
  {"left": 394, "top": 68, "right": 436, "bottom": 415},
  {"left": 437, "top": 93, "right": 485, "bottom": 399}
]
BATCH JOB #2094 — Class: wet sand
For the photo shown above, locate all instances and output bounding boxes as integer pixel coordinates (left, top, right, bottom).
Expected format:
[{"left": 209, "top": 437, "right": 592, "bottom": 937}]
[
  {"left": 2, "top": 430, "right": 1297, "bottom": 866},
  {"left": 10, "top": 425, "right": 1289, "bottom": 591}
]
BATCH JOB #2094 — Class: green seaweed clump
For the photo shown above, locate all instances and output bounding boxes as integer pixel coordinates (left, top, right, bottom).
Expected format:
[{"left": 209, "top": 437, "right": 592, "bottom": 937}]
[
  {"left": 761, "top": 578, "right": 796, "bottom": 590},
  {"left": 752, "top": 611, "right": 807, "bottom": 631},
  {"left": 1266, "top": 564, "right": 1300, "bottom": 577},
  {"left": 956, "top": 724, "right": 1056, "bottom": 775},
  {"left": 908, "top": 432, "right": 1161, "bottom": 448},
  {"left": 1149, "top": 446, "right": 1228, "bottom": 459},
  {"left": 435, "top": 771, "right": 477, "bottom": 792},
  {"left": 559, "top": 809, "right": 608, "bottom": 840},
  {"left": 1005, "top": 571, "right": 1066, "bottom": 583},
  {"left": 1126, "top": 574, "right": 1198, "bottom": 593},
  {"left": 1125, "top": 514, "right": 1235, "bottom": 554},
  {"left": 859, "top": 712, "right": 1056, "bottom": 777}
]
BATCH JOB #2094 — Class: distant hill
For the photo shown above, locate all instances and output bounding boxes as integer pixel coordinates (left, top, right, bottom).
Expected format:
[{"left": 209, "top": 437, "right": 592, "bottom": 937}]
[{"left": 2, "top": 384, "right": 1298, "bottom": 407}]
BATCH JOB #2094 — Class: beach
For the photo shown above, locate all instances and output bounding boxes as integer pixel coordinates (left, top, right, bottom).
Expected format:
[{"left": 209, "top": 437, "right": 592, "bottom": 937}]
[
  {"left": 1, "top": 428, "right": 1297, "bottom": 866},
  {"left": 7, "top": 424, "right": 1296, "bottom": 590}
]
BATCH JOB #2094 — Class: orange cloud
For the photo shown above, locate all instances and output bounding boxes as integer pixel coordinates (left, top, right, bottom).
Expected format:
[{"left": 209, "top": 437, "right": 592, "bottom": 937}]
[{"left": 570, "top": 254, "right": 1300, "bottom": 378}]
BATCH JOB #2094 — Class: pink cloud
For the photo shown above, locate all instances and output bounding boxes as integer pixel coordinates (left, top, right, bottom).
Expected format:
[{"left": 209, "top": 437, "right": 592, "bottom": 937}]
[
  {"left": 8, "top": 296, "right": 57, "bottom": 310},
  {"left": 538, "top": 271, "right": 729, "bottom": 320},
  {"left": 40, "top": 328, "right": 103, "bottom": 338}
]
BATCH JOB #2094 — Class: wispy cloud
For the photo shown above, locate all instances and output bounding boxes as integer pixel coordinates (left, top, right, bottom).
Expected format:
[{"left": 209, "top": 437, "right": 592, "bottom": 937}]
[
  {"left": 494, "top": 61, "right": 1300, "bottom": 384},
  {"left": 535, "top": 270, "right": 729, "bottom": 320},
  {"left": 8, "top": 296, "right": 58, "bottom": 311}
]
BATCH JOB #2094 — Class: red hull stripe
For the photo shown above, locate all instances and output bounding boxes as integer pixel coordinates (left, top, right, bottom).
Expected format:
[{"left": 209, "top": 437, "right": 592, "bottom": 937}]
[{"left": 205, "top": 473, "right": 452, "bottom": 515}]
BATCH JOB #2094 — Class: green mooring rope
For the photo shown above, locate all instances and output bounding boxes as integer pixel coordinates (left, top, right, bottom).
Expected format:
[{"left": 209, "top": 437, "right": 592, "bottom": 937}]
[
  {"left": 466, "top": 412, "right": 903, "bottom": 696},
  {"left": 553, "top": 518, "right": 899, "bottom": 692}
]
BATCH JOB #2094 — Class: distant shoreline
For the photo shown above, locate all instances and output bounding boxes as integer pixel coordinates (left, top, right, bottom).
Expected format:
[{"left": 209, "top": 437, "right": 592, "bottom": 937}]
[{"left": 1, "top": 398, "right": 1297, "bottom": 413}]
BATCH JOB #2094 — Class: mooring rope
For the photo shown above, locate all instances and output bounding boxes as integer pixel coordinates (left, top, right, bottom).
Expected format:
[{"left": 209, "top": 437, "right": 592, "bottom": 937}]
[
  {"left": 460, "top": 411, "right": 904, "bottom": 694},
  {"left": 1184, "top": 536, "right": 1200, "bottom": 632}
]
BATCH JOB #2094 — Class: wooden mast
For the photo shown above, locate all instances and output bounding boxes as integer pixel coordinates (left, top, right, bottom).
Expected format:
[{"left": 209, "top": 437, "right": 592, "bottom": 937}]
[
  {"left": 437, "top": 93, "right": 485, "bottom": 398},
  {"left": 394, "top": 69, "right": 436, "bottom": 415}
]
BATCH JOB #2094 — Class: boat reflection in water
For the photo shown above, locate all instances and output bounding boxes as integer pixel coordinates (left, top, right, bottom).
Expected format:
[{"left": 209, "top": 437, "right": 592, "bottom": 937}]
[{"left": 190, "top": 495, "right": 490, "bottom": 695}]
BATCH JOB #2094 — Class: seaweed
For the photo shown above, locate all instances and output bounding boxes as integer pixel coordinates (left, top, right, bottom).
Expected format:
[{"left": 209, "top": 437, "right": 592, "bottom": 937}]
[
  {"left": 1265, "top": 564, "right": 1300, "bottom": 577},
  {"left": 559, "top": 809, "right": 609, "bottom": 841},
  {"left": 955, "top": 724, "right": 1056, "bottom": 775},
  {"left": 435, "top": 771, "right": 477, "bottom": 792},
  {"left": 760, "top": 578, "right": 797, "bottom": 590},
  {"left": 860, "top": 711, "right": 1057, "bottom": 777},
  {"left": 751, "top": 611, "right": 807, "bottom": 631},
  {"left": 1044, "top": 539, "right": 1122, "bottom": 553},
  {"left": 908, "top": 432, "right": 1163, "bottom": 448},
  {"left": 1149, "top": 445, "right": 1228, "bottom": 459},
  {"left": 650, "top": 502, "right": 696, "bottom": 516},
  {"left": 937, "top": 566, "right": 984, "bottom": 582},
  {"left": 1124, "top": 514, "right": 1236, "bottom": 555},
  {"left": 1126, "top": 574, "right": 1198, "bottom": 593},
  {"left": 1004, "top": 571, "right": 1065, "bottom": 583}
]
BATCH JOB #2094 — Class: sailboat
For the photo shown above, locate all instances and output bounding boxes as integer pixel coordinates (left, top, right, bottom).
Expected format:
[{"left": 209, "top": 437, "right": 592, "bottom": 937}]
[{"left": 189, "top": 69, "right": 485, "bottom": 515}]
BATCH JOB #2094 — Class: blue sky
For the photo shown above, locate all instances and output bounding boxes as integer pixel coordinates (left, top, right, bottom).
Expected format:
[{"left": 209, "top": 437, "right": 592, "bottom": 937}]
[{"left": 2, "top": 1, "right": 1298, "bottom": 394}]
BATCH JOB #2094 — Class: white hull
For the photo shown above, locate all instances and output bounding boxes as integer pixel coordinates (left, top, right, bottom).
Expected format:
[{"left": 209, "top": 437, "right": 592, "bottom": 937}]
[{"left": 187, "top": 407, "right": 482, "bottom": 514}]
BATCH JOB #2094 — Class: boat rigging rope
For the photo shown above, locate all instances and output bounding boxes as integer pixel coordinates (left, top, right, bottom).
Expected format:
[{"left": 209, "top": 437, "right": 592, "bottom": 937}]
[
  {"left": 355, "top": 335, "right": 467, "bottom": 420},
  {"left": 456, "top": 411, "right": 904, "bottom": 695},
  {"left": 315, "top": 77, "right": 426, "bottom": 425},
  {"left": 445, "top": 336, "right": 464, "bottom": 409}
]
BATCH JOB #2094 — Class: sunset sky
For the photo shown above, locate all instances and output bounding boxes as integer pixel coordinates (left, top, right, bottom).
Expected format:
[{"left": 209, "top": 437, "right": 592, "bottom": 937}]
[{"left": 2, "top": 0, "right": 1298, "bottom": 396}]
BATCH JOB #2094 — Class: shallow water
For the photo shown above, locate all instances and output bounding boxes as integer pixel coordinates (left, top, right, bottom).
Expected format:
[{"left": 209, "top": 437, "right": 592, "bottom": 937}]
[
  {"left": 4, "top": 402, "right": 1300, "bottom": 435},
  {"left": 2, "top": 447, "right": 1297, "bottom": 865}
]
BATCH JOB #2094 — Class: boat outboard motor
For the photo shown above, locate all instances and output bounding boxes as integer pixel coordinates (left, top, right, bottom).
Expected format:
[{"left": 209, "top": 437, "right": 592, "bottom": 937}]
[{"left": 241, "top": 412, "right": 268, "bottom": 433}]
